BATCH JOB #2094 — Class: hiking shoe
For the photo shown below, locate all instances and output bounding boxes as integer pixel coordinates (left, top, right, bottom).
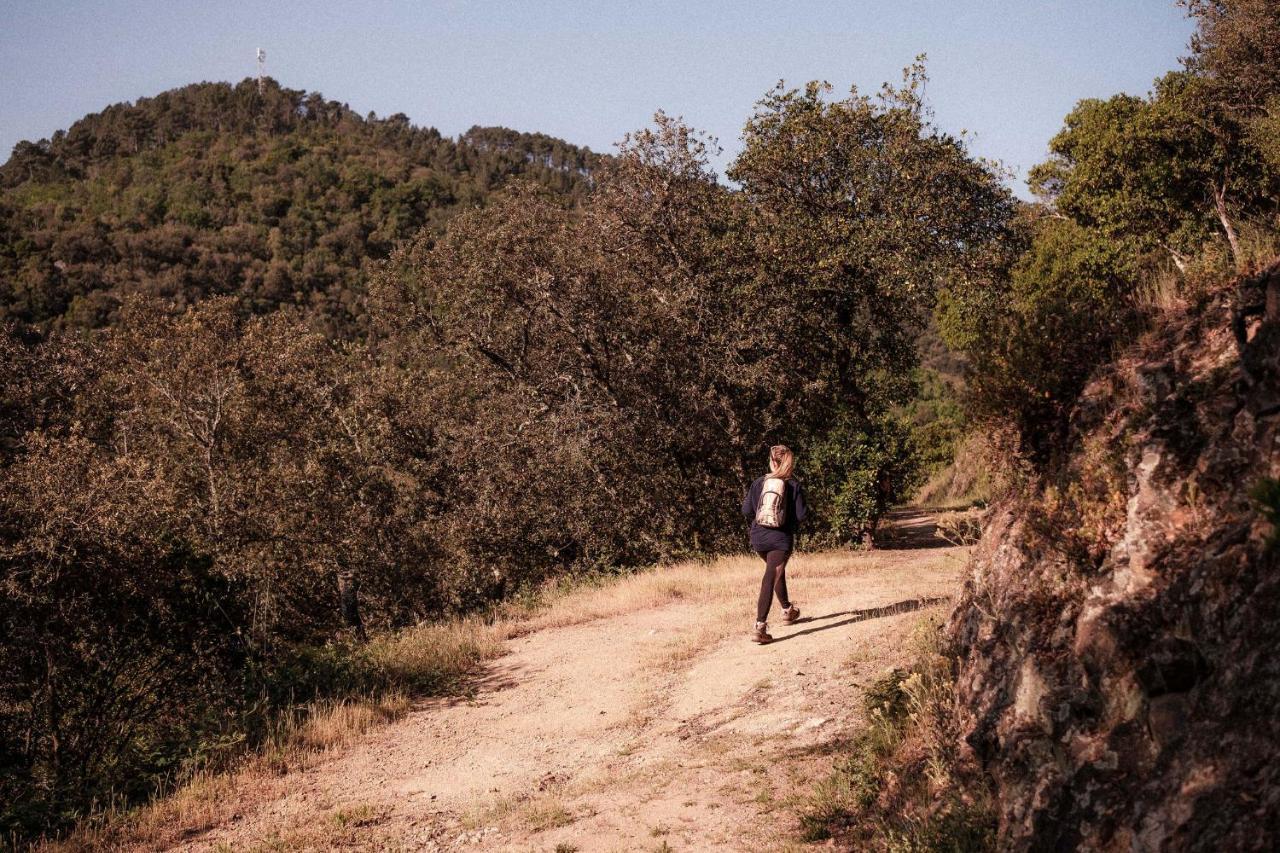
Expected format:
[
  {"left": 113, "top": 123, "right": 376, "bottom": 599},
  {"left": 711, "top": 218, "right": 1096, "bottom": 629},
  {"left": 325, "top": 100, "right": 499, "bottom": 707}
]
[
  {"left": 753, "top": 622, "right": 773, "bottom": 644},
  {"left": 781, "top": 604, "right": 800, "bottom": 624}
]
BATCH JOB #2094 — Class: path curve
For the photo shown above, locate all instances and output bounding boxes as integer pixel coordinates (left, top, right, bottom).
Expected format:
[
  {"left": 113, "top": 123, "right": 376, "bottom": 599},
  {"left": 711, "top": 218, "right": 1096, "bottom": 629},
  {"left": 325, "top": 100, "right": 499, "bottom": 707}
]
[{"left": 179, "top": 544, "right": 966, "bottom": 852}]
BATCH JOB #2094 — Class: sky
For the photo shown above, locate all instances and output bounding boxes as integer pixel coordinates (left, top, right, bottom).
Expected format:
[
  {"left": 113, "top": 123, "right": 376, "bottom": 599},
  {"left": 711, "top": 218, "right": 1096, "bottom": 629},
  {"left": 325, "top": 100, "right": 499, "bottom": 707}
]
[{"left": 1, "top": 1, "right": 1196, "bottom": 199}]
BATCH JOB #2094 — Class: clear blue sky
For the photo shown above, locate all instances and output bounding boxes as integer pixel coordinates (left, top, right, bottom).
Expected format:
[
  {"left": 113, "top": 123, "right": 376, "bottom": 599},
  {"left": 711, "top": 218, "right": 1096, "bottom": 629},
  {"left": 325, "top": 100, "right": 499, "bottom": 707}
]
[{"left": 1, "top": 1, "right": 1195, "bottom": 198}]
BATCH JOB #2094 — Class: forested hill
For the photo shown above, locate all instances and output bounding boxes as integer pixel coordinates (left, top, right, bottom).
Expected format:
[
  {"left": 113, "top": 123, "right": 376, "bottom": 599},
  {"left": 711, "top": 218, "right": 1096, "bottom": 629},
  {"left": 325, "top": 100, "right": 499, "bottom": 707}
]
[{"left": 0, "top": 78, "right": 602, "bottom": 337}]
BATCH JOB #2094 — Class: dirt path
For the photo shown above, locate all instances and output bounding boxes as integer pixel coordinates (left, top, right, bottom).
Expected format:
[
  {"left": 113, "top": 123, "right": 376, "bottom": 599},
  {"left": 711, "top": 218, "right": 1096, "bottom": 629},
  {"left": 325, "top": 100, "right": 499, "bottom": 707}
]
[{"left": 181, "top": 541, "right": 966, "bottom": 852}]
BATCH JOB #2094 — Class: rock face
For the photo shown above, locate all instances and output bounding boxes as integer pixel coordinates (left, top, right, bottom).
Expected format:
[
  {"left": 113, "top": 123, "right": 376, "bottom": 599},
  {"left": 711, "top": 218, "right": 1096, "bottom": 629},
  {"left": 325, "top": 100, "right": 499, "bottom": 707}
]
[{"left": 949, "top": 261, "right": 1280, "bottom": 851}]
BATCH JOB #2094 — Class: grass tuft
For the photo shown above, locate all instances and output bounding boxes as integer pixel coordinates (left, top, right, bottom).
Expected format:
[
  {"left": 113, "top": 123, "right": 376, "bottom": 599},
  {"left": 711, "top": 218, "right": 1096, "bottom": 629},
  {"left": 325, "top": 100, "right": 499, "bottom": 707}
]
[
  {"left": 521, "top": 799, "right": 576, "bottom": 832},
  {"left": 798, "top": 616, "right": 996, "bottom": 851}
]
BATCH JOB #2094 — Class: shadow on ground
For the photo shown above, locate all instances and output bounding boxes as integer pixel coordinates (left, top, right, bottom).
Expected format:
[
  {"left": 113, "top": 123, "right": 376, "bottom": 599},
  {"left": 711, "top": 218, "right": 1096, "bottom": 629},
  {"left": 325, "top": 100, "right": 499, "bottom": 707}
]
[
  {"left": 875, "top": 506, "right": 981, "bottom": 550},
  {"left": 772, "top": 596, "right": 951, "bottom": 643}
]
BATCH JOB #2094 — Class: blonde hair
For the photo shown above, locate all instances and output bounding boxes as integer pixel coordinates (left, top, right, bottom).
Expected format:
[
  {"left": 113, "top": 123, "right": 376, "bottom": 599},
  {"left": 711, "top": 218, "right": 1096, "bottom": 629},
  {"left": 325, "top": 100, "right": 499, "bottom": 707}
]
[{"left": 767, "top": 444, "right": 795, "bottom": 480}]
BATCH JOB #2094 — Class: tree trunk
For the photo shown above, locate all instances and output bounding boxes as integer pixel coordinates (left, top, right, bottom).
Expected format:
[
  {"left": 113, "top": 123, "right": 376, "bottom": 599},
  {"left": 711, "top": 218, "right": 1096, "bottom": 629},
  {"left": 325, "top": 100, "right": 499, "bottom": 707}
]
[
  {"left": 337, "top": 569, "right": 367, "bottom": 642},
  {"left": 44, "top": 643, "right": 60, "bottom": 784},
  {"left": 1214, "top": 182, "right": 1243, "bottom": 267},
  {"left": 1164, "top": 244, "right": 1190, "bottom": 273}
]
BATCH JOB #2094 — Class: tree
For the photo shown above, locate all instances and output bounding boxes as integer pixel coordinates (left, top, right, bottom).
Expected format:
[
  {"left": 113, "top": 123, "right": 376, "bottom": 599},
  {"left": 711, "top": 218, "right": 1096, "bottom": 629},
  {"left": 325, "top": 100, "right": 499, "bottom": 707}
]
[
  {"left": 1030, "top": 72, "right": 1270, "bottom": 269},
  {"left": 1184, "top": 0, "right": 1280, "bottom": 178},
  {"left": 940, "top": 211, "right": 1137, "bottom": 461},
  {"left": 729, "top": 66, "right": 1016, "bottom": 530},
  {"left": 382, "top": 68, "right": 1017, "bottom": 557},
  {"left": 1183, "top": 0, "right": 1280, "bottom": 114},
  {"left": 1029, "top": 1, "right": 1280, "bottom": 271}
]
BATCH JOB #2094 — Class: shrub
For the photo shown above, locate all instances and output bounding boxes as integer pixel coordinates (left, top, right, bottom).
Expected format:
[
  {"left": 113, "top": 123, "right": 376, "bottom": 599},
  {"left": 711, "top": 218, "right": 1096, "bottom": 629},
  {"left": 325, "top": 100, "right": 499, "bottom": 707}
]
[
  {"left": 803, "top": 412, "right": 918, "bottom": 545},
  {"left": 939, "top": 214, "right": 1139, "bottom": 464},
  {"left": 799, "top": 619, "right": 996, "bottom": 851}
]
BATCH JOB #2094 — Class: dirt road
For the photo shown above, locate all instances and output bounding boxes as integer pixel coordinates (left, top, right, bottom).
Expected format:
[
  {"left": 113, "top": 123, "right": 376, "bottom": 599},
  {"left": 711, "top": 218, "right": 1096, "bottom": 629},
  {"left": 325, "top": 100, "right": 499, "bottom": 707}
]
[{"left": 184, "top": 540, "right": 965, "bottom": 852}]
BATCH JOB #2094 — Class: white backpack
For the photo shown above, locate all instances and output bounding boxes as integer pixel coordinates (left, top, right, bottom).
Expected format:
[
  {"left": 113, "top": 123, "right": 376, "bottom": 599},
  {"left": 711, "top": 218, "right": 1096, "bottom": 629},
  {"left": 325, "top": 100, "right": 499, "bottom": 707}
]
[{"left": 754, "top": 477, "right": 787, "bottom": 528}]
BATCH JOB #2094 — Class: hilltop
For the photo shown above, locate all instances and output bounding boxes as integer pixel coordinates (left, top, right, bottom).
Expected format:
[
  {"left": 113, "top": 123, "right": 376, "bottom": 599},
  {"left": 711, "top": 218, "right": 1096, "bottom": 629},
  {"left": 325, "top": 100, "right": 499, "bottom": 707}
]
[{"left": 0, "top": 78, "right": 602, "bottom": 337}]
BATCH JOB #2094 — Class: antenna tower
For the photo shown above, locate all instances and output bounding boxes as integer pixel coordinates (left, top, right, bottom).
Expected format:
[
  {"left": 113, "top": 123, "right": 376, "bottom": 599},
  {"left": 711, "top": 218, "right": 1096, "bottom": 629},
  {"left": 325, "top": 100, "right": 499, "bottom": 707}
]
[{"left": 256, "top": 48, "right": 267, "bottom": 94}]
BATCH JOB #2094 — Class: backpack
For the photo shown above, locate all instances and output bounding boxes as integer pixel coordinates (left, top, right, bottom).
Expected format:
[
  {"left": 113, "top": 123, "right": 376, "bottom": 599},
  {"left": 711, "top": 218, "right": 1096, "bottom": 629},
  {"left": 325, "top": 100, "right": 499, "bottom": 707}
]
[{"left": 754, "top": 477, "right": 787, "bottom": 528}]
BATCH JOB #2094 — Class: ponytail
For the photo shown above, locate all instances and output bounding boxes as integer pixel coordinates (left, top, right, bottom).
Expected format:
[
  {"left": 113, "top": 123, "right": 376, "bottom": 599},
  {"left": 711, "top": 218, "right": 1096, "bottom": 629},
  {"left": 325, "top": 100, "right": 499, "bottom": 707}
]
[{"left": 767, "top": 444, "right": 794, "bottom": 480}]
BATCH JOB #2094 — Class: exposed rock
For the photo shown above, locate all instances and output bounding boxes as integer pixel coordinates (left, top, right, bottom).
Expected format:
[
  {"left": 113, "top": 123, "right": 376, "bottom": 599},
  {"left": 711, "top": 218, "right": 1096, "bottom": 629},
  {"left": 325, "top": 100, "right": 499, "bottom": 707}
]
[{"left": 949, "top": 261, "right": 1280, "bottom": 851}]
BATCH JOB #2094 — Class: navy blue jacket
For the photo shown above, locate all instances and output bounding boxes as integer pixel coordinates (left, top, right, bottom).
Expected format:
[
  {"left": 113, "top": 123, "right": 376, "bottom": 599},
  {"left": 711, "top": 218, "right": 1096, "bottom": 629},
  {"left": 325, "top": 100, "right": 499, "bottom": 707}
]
[{"left": 741, "top": 476, "right": 808, "bottom": 553}]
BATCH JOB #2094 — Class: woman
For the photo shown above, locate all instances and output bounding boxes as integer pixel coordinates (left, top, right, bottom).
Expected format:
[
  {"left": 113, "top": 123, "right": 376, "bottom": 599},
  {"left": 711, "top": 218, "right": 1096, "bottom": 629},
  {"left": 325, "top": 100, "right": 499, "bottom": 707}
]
[{"left": 741, "top": 444, "right": 809, "bottom": 644}]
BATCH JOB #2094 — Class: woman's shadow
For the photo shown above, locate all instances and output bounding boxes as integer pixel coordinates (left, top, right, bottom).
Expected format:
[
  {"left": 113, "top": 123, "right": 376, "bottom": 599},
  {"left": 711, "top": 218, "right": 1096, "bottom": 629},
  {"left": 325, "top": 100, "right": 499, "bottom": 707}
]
[{"left": 771, "top": 596, "right": 949, "bottom": 643}]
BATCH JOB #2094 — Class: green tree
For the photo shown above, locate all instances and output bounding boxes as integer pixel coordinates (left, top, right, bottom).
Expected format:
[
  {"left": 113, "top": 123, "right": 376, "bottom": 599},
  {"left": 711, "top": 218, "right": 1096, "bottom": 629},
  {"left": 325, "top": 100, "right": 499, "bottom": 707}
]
[
  {"left": 941, "top": 213, "right": 1136, "bottom": 460},
  {"left": 1183, "top": 0, "right": 1280, "bottom": 114},
  {"left": 0, "top": 79, "right": 603, "bottom": 336},
  {"left": 1184, "top": 0, "right": 1280, "bottom": 176},
  {"left": 729, "top": 65, "right": 1016, "bottom": 530},
  {"left": 1029, "top": 72, "right": 1274, "bottom": 269},
  {"left": 944, "top": 0, "right": 1280, "bottom": 465},
  {"left": 729, "top": 67, "right": 1016, "bottom": 420}
]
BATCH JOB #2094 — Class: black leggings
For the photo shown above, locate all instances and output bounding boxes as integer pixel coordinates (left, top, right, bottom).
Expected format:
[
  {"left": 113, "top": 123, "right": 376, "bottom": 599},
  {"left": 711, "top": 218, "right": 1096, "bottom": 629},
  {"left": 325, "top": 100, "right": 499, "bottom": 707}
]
[{"left": 756, "top": 550, "right": 791, "bottom": 623}]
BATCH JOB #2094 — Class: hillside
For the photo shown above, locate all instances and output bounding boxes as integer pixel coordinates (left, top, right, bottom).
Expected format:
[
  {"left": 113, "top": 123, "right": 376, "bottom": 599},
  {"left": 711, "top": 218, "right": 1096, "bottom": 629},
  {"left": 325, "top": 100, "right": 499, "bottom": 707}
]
[
  {"left": 0, "top": 79, "right": 601, "bottom": 337},
  {"left": 948, "top": 260, "right": 1280, "bottom": 848}
]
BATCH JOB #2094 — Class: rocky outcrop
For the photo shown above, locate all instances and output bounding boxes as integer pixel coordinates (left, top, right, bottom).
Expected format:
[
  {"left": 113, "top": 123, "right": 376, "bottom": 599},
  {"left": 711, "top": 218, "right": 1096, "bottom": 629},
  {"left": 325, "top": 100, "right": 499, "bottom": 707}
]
[{"left": 949, "top": 260, "right": 1280, "bottom": 851}]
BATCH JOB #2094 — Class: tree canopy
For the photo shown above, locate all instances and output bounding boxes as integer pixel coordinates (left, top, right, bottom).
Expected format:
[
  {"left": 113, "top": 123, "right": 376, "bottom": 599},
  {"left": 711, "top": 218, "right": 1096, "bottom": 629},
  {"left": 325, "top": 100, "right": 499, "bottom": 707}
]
[
  {"left": 942, "top": 0, "right": 1280, "bottom": 461},
  {"left": 0, "top": 78, "right": 602, "bottom": 336}
]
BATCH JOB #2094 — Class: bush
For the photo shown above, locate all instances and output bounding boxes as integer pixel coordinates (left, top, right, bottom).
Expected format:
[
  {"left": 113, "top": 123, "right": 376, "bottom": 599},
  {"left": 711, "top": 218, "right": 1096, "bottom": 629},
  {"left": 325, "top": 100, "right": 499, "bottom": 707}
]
[
  {"left": 0, "top": 534, "right": 251, "bottom": 836},
  {"left": 0, "top": 305, "right": 448, "bottom": 839},
  {"left": 903, "top": 367, "right": 967, "bottom": 481},
  {"left": 803, "top": 411, "right": 918, "bottom": 545},
  {"left": 939, "top": 214, "right": 1139, "bottom": 463},
  {"left": 799, "top": 619, "right": 995, "bottom": 851}
]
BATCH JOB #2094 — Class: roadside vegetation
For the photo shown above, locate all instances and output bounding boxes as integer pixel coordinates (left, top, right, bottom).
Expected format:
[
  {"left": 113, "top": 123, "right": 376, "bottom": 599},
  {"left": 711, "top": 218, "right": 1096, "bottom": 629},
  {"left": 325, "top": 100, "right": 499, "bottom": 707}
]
[
  {"left": 37, "top": 548, "right": 955, "bottom": 851},
  {"left": 798, "top": 1, "right": 1280, "bottom": 848},
  {"left": 800, "top": 617, "right": 995, "bottom": 851}
]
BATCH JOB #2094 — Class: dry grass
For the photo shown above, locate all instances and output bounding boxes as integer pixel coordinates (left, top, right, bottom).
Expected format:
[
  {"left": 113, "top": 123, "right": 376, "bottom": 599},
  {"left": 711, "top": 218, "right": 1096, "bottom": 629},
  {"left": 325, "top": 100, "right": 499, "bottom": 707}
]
[
  {"left": 1134, "top": 229, "right": 1280, "bottom": 321},
  {"left": 915, "top": 432, "right": 992, "bottom": 509},
  {"left": 935, "top": 508, "right": 985, "bottom": 547},
  {"left": 42, "top": 693, "right": 412, "bottom": 852},
  {"left": 462, "top": 786, "right": 586, "bottom": 836},
  {"left": 507, "top": 548, "right": 901, "bottom": 639},
  {"left": 212, "top": 803, "right": 391, "bottom": 852},
  {"left": 1134, "top": 266, "right": 1190, "bottom": 315},
  {"left": 44, "top": 547, "right": 939, "bottom": 851},
  {"left": 1235, "top": 226, "right": 1280, "bottom": 273},
  {"left": 798, "top": 613, "right": 996, "bottom": 850},
  {"left": 365, "top": 615, "right": 509, "bottom": 691},
  {"left": 508, "top": 555, "right": 757, "bottom": 635},
  {"left": 290, "top": 693, "right": 411, "bottom": 752},
  {"left": 520, "top": 799, "right": 577, "bottom": 832}
]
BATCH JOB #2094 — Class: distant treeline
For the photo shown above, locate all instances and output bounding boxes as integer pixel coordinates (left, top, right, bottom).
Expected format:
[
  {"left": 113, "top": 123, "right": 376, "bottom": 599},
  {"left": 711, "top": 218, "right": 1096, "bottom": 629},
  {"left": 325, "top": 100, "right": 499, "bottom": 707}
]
[{"left": 0, "top": 78, "right": 601, "bottom": 337}]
